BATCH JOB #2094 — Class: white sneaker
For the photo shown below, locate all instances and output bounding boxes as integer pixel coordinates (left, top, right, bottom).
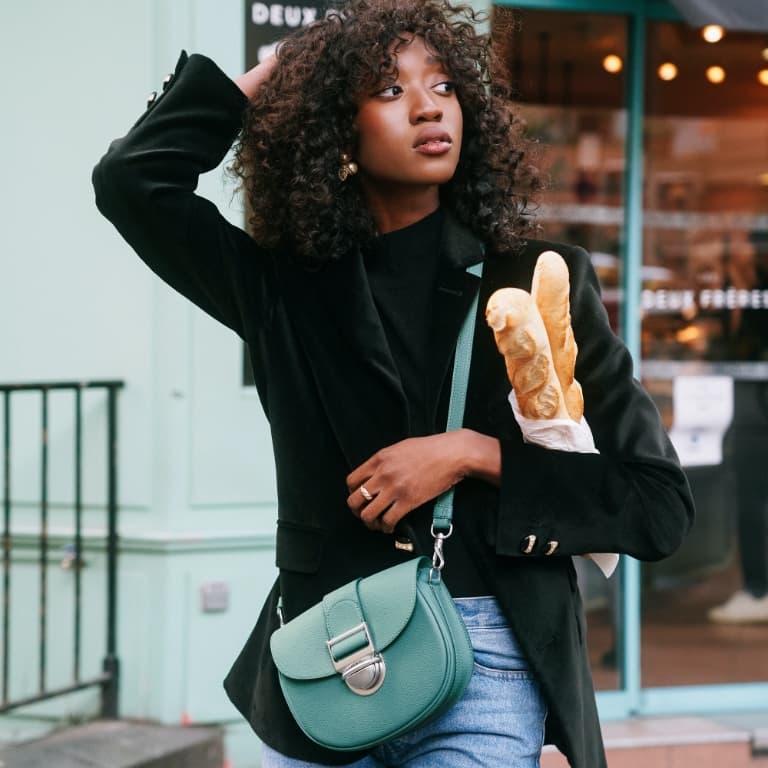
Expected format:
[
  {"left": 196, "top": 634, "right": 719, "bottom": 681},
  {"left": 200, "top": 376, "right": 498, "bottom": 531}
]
[{"left": 708, "top": 590, "right": 768, "bottom": 624}]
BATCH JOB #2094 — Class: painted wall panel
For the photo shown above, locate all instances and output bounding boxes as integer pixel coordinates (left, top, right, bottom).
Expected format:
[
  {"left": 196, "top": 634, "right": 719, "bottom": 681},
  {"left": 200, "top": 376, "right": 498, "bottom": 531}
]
[
  {"left": 173, "top": 547, "right": 277, "bottom": 723},
  {"left": 190, "top": 315, "right": 277, "bottom": 510}
]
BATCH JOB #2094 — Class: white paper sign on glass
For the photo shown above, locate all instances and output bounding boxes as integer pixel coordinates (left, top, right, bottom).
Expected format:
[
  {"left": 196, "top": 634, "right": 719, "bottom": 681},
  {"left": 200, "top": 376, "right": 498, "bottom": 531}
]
[{"left": 668, "top": 375, "right": 734, "bottom": 467}]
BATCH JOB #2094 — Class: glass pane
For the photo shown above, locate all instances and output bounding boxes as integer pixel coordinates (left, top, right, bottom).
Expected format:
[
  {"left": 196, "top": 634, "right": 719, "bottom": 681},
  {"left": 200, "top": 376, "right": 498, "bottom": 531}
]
[
  {"left": 641, "top": 20, "right": 768, "bottom": 687},
  {"left": 493, "top": 6, "right": 629, "bottom": 690}
]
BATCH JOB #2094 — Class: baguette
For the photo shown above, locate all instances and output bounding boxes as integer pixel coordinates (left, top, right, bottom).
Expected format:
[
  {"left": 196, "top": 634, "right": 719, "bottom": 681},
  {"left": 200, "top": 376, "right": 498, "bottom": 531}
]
[
  {"left": 531, "top": 250, "right": 584, "bottom": 422},
  {"left": 485, "top": 287, "right": 569, "bottom": 420}
]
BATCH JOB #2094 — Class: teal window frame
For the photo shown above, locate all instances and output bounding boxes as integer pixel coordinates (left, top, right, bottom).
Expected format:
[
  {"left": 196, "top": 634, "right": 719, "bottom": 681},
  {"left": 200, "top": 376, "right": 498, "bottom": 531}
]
[{"left": 491, "top": 0, "right": 768, "bottom": 720}]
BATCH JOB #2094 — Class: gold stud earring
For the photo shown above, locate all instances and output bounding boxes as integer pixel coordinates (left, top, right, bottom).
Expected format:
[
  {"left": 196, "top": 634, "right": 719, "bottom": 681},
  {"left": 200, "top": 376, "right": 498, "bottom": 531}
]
[{"left": 338, "top": 153, "right": 358, "bottom": 182}]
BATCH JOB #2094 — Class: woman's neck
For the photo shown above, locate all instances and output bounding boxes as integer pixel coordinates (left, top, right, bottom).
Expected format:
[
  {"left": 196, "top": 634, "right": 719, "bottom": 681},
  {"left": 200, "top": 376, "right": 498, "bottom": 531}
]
[{"left": 361, "top": 182, "right": 440, "bottom": 235}]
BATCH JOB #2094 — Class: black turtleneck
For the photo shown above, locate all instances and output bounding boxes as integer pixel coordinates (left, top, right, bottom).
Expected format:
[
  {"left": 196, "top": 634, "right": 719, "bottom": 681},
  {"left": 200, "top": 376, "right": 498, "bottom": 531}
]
[{"left": 366, "top": 207, "right": 444, "bottom": 436}]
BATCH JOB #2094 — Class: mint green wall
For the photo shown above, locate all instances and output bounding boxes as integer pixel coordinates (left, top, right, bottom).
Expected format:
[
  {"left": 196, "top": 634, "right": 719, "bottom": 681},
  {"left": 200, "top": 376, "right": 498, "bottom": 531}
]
[
  {"left": 1, "top": 2, "right": 277, "bottom": 766},
  {"left": 469, "top": 0, "right": 492, "bottom": 29},
  {"left": 1, "top": 0, "right": 276, "bottom": 523}
]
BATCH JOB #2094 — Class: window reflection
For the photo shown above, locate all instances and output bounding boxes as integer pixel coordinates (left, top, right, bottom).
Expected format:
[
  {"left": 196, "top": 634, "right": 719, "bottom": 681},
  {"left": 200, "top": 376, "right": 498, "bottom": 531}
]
[
  {"left": 495, "top": 6, "right": 768, "bottom": 692},
  {"left": 642, "top": 20, "right": 768, "bottom": 686}
]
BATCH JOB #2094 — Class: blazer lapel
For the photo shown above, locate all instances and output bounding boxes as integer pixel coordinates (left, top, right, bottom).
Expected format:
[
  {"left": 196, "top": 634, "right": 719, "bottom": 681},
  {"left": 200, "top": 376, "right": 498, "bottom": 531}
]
[{"left": 277, "top": 247, "right": 408, "bottom": 470}]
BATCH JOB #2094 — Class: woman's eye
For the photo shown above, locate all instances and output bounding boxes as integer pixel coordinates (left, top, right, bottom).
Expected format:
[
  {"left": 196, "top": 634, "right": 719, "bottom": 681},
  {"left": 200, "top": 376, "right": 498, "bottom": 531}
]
[
  {"left": 433, "top": 81, "right": 456, "bottom": 95},
  {"left": 377, "top": 84, "right": 403, "bottom": 98}
]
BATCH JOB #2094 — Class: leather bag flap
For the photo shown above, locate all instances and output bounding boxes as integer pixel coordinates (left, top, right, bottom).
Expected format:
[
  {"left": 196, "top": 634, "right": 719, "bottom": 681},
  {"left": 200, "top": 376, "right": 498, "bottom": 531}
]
[{"left": 270, "top": 557, "right": 425, "bottom": 680}]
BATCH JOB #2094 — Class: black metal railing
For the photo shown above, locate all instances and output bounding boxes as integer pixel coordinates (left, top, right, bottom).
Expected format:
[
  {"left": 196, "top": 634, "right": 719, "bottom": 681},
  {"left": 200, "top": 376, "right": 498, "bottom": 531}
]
[{"left": 0, "top": 380, "right": 123, "bottom": 718}]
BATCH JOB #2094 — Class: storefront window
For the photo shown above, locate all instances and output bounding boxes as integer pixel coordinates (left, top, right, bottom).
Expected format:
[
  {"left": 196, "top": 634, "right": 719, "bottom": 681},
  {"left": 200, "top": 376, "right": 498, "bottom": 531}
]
[
  {"left": 495, "top": 4, "right": 768, "bottom": 695},
  {"left": 641, "top": 20, "right": 768, "bottom": 688}
]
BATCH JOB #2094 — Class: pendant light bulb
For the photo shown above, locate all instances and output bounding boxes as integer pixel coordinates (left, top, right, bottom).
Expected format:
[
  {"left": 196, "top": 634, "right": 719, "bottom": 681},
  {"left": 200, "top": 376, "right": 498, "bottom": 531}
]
[{"left": 702, "top": 25, "right": 724, "bottom": 43}]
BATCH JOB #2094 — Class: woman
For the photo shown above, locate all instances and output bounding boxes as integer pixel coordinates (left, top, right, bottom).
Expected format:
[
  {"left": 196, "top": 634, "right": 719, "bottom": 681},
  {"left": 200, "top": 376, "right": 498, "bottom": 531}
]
[{"left": 92, "top": 1, "right": 694, "bottom": 766}]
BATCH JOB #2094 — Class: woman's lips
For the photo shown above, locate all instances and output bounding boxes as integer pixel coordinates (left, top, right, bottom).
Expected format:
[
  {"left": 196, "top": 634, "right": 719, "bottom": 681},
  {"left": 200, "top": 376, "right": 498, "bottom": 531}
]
[
  {"left": 414, "top": 139, "right": 452, "bottom": 155},
  {"left": 413, "top": 130, "right": 453, "bottom": 155}
]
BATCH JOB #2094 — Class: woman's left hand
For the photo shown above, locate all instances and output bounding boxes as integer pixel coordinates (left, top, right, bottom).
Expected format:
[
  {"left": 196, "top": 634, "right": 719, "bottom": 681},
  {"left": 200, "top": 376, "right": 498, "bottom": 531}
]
[{"left": 346, "top": 429, "right": 501, "bottom": 533}]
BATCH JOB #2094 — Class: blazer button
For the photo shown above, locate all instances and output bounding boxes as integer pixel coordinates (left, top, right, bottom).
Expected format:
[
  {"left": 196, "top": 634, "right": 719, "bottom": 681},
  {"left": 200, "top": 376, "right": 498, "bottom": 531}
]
[
  {"left": 162, "top": 72, "right": 174, "bottom": 91},
  {"left": 544, "top": 540, "right": 559, "bottom": 556},
  {"left": 520, "top": 534, "right": 537, "bottom": 555},
  {"left": 146, "top": 90, "right": 158, "bottom": 108}
]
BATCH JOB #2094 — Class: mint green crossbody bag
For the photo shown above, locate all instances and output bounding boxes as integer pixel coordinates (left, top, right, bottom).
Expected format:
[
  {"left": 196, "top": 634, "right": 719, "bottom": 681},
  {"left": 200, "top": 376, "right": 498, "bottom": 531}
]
[{"left": 269, "top": 263, "right": 483, "bottom": 752}]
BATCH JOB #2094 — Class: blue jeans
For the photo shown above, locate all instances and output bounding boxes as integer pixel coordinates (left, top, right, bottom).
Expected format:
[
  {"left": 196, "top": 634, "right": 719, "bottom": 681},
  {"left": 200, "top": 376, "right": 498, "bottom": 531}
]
[{"left": 261, "top": 596, "right": 547, "bottom": 767}]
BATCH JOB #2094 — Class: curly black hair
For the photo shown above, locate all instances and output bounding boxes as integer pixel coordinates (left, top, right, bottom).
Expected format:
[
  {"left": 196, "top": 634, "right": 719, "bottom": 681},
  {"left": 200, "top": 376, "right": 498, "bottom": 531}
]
[{"left": 231, "top": 0, "right": 540, "bottom": 267}]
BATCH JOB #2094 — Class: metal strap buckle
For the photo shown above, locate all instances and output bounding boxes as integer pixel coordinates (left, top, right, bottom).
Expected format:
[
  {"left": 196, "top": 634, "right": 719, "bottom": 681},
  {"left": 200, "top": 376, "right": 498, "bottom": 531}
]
[
  {"left": 326, "top": 621, "right": 386, "bottom": 695},
  {"left": 429, "top": 523, "right": 453, "bottom": 582}
]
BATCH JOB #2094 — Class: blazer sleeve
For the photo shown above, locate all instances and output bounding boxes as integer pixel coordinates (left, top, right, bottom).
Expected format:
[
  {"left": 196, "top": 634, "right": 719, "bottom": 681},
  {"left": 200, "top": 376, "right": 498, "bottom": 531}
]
[
  {"left": 92, "top": 51, "right": 269, "bottom": 339},
  {"left": 495, "top": 244, "right": 695, "bottom": 562}
]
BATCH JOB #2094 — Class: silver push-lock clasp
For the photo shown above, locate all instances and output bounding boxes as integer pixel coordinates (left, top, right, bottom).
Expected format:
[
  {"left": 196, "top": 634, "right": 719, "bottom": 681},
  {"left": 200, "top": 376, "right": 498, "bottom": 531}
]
[{"left": 326, "top": 621, "right": 386, "bottom": 695}]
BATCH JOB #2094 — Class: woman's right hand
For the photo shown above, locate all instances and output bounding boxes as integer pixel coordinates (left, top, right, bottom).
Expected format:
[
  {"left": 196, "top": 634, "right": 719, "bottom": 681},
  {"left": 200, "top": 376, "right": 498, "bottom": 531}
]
[{"left": 234, "top": 53, "right": 278, "bottom": 99}]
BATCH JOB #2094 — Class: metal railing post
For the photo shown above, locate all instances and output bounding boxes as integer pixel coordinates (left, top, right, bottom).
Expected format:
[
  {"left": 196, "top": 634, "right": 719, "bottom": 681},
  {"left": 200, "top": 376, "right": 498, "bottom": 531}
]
[
  {"left": 101, "top": 384, "right": 120, "bottom": 719},
  {"left": 2, "top": 392, "right": 11, "bottom": 706}
]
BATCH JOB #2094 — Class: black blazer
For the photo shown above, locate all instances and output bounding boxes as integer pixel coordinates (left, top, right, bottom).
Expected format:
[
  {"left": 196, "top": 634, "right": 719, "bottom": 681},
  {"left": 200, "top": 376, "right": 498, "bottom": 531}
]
[{"left": 93, "top": 52, "right": 694, "bottom": 768}]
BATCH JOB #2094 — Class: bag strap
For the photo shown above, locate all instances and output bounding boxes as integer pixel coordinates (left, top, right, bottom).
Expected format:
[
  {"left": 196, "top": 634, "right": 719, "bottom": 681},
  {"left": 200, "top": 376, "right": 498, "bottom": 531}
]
[{"left": 430, "top": 260, "right": 484, "bottom": 578}]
